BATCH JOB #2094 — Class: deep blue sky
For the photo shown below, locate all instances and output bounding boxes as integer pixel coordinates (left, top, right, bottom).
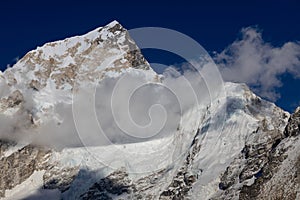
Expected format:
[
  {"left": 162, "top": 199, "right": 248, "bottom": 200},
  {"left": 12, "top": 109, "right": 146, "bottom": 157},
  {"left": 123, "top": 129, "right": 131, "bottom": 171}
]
[{"left": 0, "top": 0, "right": 300, "bottom": 112}]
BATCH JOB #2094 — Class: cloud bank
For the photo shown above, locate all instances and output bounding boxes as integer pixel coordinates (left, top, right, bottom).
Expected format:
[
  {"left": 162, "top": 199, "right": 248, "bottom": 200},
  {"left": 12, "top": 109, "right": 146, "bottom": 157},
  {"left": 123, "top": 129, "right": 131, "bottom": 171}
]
[
  {"left": 0, "top": 68, "right": 211, "bottom": 149},
  {"left": 215, "top": 27, "right": 300, "bottom": 101}
]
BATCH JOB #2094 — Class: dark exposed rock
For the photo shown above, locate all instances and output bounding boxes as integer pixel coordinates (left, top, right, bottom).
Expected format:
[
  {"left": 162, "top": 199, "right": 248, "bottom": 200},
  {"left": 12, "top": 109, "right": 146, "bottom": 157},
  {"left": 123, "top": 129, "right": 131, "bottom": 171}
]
[
  {"left": 79, "top": 168, "right": 133, "bottom": 200},
  {"left": 159, "top": 133, "right": 201, "bottom": 200},
  {"left": 238, "top": 108, "right": 300, "bottom": 200},
  {"left": 43, "top": 166, "right": 80, "bottom": 192},
  {"left": 0, "top": 144, "right": 51, "bottom": 197},
  {"left": 108, "top": 23, "right": 125, "bottom": 34},
  {"left": 0, "top": 90, "right": 23, "bottom": 111},
  {"left": 125, "top": 50, "right": 150, "bottom": 70},
  {"left": 284, "top": 107, "right": 300, "bottom": 137},
  {"left": 216, "top": 106, "right": 300, "bottom": 200},
  {"left": 0, "top": 139, "right": 17, "bottom": 158},
  {"left": 29, "top": 79, "right": 42, "bottom": 91},
  {"left": 214, "top": 99, "right": 297, "bottom": 199}
]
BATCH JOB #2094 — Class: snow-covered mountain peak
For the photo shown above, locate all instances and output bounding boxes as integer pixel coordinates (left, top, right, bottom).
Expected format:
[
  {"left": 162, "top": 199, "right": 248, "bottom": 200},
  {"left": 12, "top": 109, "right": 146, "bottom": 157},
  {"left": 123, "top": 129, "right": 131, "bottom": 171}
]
[
  {"left": 0, "top": 21, "right": 299, "bottom": 199},
  {"left": 0, "top": 21, "right": 158, "bottom": 127},
  {"left": 2, "top": 20, "right": 153, "bottom": 92}
]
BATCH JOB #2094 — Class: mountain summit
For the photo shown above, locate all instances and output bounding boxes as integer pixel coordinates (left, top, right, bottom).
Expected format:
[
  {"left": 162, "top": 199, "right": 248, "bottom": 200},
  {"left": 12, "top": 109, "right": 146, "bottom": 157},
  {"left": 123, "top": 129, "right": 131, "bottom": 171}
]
[{"left": 0, "top": 21, "right": 299, "bottom": 200}]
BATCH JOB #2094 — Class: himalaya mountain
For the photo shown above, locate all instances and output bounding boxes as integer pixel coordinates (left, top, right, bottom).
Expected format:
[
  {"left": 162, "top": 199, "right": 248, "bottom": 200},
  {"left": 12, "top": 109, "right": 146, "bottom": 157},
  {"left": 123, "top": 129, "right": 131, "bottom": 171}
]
[{"left": 0, "top": 21, "right": 299, "bottom": 200}]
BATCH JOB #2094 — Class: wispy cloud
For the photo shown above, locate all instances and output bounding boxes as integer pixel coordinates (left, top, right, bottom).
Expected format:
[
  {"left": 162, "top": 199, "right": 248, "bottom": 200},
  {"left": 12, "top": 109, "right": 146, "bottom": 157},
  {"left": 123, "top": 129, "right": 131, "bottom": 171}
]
[
  {"left": 0, "top": 69, "right": 211, "bottom": 149},
  {"left": 215, "top": 27, "right": 300, "bottom": 101}
]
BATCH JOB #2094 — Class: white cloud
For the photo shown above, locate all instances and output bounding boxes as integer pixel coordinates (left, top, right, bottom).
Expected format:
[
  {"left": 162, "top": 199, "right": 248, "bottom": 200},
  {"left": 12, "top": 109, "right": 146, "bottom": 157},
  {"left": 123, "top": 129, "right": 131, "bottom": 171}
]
[
  {"left": 215, "top": 27, "right": 300, "bottom": 101},
  {"left": 0, "top": 69, "right": 212, "bottom": 149}
]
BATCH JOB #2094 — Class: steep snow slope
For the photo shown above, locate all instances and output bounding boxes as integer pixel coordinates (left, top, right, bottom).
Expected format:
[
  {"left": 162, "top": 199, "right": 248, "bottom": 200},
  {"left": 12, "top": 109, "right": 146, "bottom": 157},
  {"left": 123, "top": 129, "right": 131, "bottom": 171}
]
[
  {"left": 0, "top": 21, "right": 298, "bottom": 200},
  {"left": 189, "top": 83, "right": 289, "bottom": 199}
]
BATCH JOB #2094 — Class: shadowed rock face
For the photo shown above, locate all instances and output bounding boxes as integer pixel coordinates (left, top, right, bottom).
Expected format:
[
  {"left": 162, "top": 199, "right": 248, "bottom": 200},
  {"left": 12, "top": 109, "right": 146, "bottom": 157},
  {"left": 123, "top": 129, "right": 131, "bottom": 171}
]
[
  {"left": 239, "top": 109, "right": 300, "bottom": 200},
  {"left": 159, "top": 135, "right": 201, "bottom": 200},
  {"left": 215, "top": 107, "right": 300, "bottom": 200},
  {"left": 80, "top": 169, "right": 133, "bottom": 200},
  {"left": 43, "top": 166, "right": 80, "bottom": 192},
  {"left": 285, "top": 107, "right": 300, "bottom": 137}
]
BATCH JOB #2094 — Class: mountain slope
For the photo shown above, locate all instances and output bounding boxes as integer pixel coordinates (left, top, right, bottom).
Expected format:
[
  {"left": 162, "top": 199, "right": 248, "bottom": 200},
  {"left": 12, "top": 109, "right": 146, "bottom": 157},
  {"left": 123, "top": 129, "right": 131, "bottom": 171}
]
[{"left": 0, "top": 21, "right": 298, "bottom": 200}]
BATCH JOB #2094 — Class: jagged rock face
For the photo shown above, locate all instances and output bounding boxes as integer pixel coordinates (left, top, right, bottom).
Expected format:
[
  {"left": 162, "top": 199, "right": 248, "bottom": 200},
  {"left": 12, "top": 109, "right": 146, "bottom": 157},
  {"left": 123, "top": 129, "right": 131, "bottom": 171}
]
[
  {"left": 43, "top": 165, "right": 80, "bottom": 192},
  {"left": 159, "top": 134, "right": 201, "bottom": 200},
  {"left": 0, "top": 144, "right": 50, "bottom": 197},
  {"left": 0, "top": 21, "right": 299, "bottom": 200},
  {"left": 0, "top": 140, "right": 17, "bottom": 158},
  {"left": 285, "top": 107, "right": 300, "bottom": 137},
  {"left": 80, "top": 169, "right": 133, "bottom": 200},
  {"left": 0, "top": 90, "right": 23, "bottom": 115},
  {"left": 238, "top": 108, "right": 300, "bottom": 200},
  {"left": 215, "top": 107, "right": 300, "bottom": 200}
]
